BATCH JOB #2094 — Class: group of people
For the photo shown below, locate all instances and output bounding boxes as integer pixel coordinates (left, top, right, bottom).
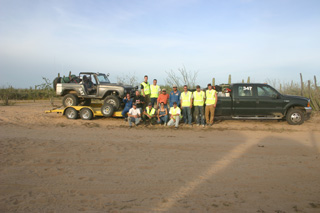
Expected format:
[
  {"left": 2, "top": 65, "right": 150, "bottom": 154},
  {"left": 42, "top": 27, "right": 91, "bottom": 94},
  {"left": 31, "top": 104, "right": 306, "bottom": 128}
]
[{"left": 122, "top": 75, "right": 218, "bottom": 129}]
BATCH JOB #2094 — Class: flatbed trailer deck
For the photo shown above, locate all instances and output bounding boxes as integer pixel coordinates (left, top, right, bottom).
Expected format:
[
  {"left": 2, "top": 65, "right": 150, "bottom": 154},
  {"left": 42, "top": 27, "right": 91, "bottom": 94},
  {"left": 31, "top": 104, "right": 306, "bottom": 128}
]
[{"left": 45, "top": 103, "right": 123, "bottom": 120}]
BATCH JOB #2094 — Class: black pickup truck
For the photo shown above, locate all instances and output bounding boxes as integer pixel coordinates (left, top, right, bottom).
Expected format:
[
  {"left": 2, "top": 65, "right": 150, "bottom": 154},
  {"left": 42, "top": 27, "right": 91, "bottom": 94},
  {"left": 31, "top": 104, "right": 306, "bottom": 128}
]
[{"left": 214, "top": 83, "right": 312, "bottom": 125}]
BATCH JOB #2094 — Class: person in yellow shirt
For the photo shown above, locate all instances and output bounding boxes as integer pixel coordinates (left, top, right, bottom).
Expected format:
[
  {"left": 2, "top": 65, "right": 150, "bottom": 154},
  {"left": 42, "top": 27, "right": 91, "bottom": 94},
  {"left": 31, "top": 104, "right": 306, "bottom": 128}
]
[
  {"left": 205, "top": 83, "right": 218, "bottom": 126},
  {"left": 180, "top": 85, "right": 193, "bottom": 126},
  {"left": 150, "top": 79, "right": 161, "bottom": 108},
  {"left": 142, "top": 102, "right": 157, "bottom": 126},
  {"left": 141, "top": 75, "right": 151, "bottom": 108},
  {"left": 193, "top": 85, "right": 206, "bottom": 127}
]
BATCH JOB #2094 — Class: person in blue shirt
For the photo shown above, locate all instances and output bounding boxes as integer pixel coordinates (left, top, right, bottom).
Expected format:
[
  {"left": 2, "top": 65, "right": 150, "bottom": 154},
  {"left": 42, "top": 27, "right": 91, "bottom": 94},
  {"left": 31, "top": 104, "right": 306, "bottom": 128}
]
[
  {"left": 169, "top": 85, "right": 181, "bottom": 108},
  {"left": 122, "top": 93, "right": 133, "bottom": 120}
]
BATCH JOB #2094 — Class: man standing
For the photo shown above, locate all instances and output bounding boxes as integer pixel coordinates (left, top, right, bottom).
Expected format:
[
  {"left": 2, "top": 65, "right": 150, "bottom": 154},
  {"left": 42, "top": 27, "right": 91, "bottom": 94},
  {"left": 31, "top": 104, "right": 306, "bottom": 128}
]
[
  {"left": 142, "top": 102, "right": 157, "bottom": 125},
  {"left": 150, "top": 79, "right": 161, "bottom": 108},
  {"left": 141, "top": 75, "right": 151, "bottom": 108},
  {"left": 169, "top": 85, "right": 181, "bottom": 108},
  {"left": 157, "top": 89, "right": 170, "bottom": 108},
  {"left": 132, "top": 90, "right": 145, "bottom": 113},
  {"left": 167, "top": 102, "right": 181, "bottom": 129},
  {"left": 193, "top": 85, "right": 206, "bottom": 127},
  {"left": 128, "top": 104, "right": 141, "bottom": 128},
  {"left": 180, "top": 85, "right": 193, "bottom": 126},
  {"left": 205, "top": 83, "right": 218, "bottom": 126},
  {"left": 121, "top": 93, "right": 133, "bottom": 121}
]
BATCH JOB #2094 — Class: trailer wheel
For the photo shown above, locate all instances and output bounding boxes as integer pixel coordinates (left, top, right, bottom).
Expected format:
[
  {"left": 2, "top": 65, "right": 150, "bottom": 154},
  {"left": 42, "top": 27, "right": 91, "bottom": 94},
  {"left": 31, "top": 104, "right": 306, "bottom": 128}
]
[
  {"left": 286, "top": 108, "right": 305, "bottom": 125},
  {"left": 63, "top": 94, "right": 79, "bottom": 107},
  {"left": 65, "top": 108, "right": 78, "bottom": 119},
  {"left": 104, "top": 95, "right": 120, "bottom": 110},
  {"left": 80, "top": 108, "right": 93, "bottom": 120},
  {"left": 101, "top": 103, "right": 114, "bottom": 117}
]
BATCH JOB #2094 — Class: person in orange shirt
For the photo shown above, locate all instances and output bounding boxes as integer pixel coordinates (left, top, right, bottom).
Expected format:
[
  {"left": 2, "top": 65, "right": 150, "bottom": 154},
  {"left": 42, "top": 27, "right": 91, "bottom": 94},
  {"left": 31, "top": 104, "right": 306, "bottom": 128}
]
[{"left": 157, "top": 89, "right": 170, "bottom": 108}]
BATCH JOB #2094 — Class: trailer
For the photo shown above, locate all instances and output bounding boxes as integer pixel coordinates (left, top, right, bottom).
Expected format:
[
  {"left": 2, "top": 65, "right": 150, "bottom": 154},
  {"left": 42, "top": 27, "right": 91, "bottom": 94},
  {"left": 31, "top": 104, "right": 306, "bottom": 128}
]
[{"left": 45, "top": 103, "right": 123, "bottom": 120}]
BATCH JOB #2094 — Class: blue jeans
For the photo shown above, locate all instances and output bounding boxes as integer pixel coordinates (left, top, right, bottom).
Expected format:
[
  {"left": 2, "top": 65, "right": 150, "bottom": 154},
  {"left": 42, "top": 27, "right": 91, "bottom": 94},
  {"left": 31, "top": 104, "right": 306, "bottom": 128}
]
[
  {"left": 128, "top": 117, "right": 141, "bottom": 126},
  {"left": 151, "top": 98, "right": 158, "bottom": 108},
  {"left": 157, "top": 115, "right": 168, "bottom": 124},
  {"left": 182, "top": 107, "right": 192, "bottom": 124},
  {"left": 121, "top": 107, "right": 130, "bottom": 118},
  {"left": 194, "top": 106, "right": 205, "bottom": 125}
]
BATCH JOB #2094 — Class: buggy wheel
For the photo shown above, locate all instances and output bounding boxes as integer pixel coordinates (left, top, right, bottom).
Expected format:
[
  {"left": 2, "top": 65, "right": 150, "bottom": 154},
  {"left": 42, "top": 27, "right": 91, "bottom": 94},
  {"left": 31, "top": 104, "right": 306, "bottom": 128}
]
[
  {"left": 101, "top": 103, "right": 114, "bottom": 117},
  {"left": 63, "top": 94, "right": 79, "bottom": 107}
]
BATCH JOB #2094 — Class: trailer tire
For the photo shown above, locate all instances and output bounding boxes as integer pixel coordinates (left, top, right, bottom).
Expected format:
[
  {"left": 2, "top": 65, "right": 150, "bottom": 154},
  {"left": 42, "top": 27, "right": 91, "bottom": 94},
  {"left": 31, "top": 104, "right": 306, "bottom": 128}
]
[
  {"left": 104, "top": 95, "right": 120, "bottom": 110},
  {"left": 63, "top": 94, "right": 79, "bottom": 107},
  {"left": 65, "top": 107, "right": 78, "bottom": 119},
  {"left": 286, "top": 108, "right": 305, "bottom": 125},
  {"left": 80, "top": 108, "right": 93, "bottom": 120},
  {"left": 101, "top": 103, "right": 114, "bottom": 117}
]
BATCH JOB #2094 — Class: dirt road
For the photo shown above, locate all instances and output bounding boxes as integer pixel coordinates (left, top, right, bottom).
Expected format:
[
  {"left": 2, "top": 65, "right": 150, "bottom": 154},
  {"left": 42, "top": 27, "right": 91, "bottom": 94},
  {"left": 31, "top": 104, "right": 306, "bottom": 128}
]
[{"left": 0, "top": 101, "right": 319, "bottom": 212}]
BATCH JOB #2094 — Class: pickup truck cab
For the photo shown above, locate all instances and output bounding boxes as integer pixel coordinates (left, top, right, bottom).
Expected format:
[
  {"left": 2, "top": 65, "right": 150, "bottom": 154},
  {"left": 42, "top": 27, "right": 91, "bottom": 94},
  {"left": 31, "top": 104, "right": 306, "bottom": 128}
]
[{"left": 215, "top": 83, "right": 312, "bottom": 125}]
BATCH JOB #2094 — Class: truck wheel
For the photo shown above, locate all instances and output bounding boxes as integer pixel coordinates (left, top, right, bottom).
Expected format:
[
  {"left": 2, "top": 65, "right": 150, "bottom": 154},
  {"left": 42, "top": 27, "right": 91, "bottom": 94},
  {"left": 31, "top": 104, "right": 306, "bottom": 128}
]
[
  {"left": 286, "top": 108, "right": 305, "bottom": 125},
  {"left": 53, "top": 77, "right": 61, "bottom": 91},
  {"left": 104, "top": 95, "right": 120, "bottom": 110},
  {"left": 79, "top": 98, "right": 91, "bottom": 106},
  {"left": 63, "top": 94, "right": 79, "bottom": 107},
  {"left": 80, "top": 108, "right": 93, "bottom": 120},
  {"left": 65, "top": 107, "right": 78, "bottom": 119},
  {"left": 101, "top": 103, "right": 114, "bottom": 117}
]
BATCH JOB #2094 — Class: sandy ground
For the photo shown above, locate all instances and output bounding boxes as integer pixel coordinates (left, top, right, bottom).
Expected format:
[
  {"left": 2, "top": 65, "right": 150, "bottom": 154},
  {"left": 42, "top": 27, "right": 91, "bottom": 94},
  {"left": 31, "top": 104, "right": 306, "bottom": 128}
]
[{"left": 0, "top": 100, "right": 320, "bottom": 212}]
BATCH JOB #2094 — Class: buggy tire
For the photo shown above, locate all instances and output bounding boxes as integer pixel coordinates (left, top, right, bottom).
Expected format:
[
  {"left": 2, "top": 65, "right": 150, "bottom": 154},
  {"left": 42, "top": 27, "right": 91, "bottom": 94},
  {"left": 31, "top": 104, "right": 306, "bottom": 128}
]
[
  {"left": 63, "top": 94, "right": 79, "bottom": 107},
  {"left": 80, "top": 108, "right": 93, "bottom": 120},
  {"left": 65, "top": 107, "right": 78, "bottom": 119},
  {"left": 286, "top": 108, "right": 305, "bottom": 125},
  {"left": 101, "top": 103, "right": 114, "bottom": 117},
  {"left": 79, "top": 98, "right": 91, "bottom": 106},
  {"left": 104, "top": 95, "right": 120, "bottom": 110},
  {"left": 53, "top": 77, "right": 61, "bottom": 91}
]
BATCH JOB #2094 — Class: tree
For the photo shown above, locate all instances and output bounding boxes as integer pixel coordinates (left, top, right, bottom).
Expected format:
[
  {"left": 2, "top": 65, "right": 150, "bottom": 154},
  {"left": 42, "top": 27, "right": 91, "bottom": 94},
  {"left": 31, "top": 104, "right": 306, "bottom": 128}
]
[{"left": 165, "top": 66, "right": 198, "bottom": 89}]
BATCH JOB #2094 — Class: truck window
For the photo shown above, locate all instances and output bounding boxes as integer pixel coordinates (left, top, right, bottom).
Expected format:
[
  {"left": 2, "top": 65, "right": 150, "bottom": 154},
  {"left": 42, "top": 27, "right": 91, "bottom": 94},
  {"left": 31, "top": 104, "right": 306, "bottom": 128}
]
[
  {"left": 238, "top": 86, "right": 253, "bottom": 96},
  {"left": 257, "top": 85, "right": 277, "bottom": 97}
]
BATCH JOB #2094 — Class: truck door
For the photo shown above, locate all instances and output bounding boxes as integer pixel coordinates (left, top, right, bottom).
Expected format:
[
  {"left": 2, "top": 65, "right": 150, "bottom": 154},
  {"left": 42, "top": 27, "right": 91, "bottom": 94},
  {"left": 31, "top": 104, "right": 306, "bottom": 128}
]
[
  {"left": 256, "top": 85, "right": 284, "bottom": 116},
  {"left": 233, "top": 85, "right": 257, "bottom": 116}
]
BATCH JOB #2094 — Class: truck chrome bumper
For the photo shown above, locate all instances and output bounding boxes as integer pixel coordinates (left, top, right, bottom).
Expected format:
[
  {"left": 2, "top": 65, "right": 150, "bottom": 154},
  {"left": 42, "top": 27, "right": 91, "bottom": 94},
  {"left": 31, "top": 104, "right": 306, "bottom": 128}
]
[{"left": 304, "top": 107, "right": 312, "bottom": 114}]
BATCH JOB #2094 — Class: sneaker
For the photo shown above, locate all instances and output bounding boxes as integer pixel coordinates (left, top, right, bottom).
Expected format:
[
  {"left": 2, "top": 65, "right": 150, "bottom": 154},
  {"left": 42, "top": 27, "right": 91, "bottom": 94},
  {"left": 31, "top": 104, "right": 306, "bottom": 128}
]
[
  {"left": 196, "top": 124, "right": 200, "bottom": 127},
  {"left": 164, "top": 123, "right": 167, "bottom": 126},
  {"left": 202, "top": 125, "right": 205, "bottom": 128},
  {"left": 175, "top": 126, "right": 178, "bottom": 129}
]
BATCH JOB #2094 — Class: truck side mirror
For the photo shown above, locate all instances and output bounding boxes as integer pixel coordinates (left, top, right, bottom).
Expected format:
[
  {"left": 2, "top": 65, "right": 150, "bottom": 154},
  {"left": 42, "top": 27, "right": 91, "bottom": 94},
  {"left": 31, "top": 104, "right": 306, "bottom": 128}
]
[{"left": 272, "top": 94, "right": 278, "bottom": 99}]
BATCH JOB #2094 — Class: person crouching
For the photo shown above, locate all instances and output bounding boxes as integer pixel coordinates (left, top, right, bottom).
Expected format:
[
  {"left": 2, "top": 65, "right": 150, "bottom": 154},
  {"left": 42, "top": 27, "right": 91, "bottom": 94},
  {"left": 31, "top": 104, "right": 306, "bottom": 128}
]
[
  {"left": 167, "top": 102, "right": 181, "bottom": 129},
  {"left": 142, "top": 102, "right": 157, "bottom": 126}
]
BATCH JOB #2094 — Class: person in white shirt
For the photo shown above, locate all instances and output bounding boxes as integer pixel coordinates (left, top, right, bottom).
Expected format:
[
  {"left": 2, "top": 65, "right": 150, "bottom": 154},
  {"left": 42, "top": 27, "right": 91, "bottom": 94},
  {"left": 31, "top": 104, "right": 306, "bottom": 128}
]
[
  {"left": 167, "top": 102, "right": 181, "bottom": 129},
  {"left": 128, "top": 104, "right": 141, "bottom": 128}
]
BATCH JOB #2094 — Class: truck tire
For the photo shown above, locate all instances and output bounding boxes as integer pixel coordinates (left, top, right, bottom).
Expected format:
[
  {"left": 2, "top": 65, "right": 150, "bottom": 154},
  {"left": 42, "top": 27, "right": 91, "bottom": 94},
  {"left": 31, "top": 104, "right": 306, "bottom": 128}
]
[
  {"left": 63, "top": 94, "right": 79, "bottom": 107},
  {"left": 104, "top": 95, "right": 120, "bottom": 110},
  {"left": 53, "top": 77, "right": 61, "bottom": 91},
  {"left": 80, "top": 108, "right": 93, "bottom": 120},
  {"left": 286, "top": 108, "right": 305, "bottom": 125},
  {"left": 79, "top": 98, "right": 91, "bottom": 106},
  {"left": 101, "top": 103, "right": 114, "bottom": 117},
  {"left": 65, "top": 107, "right": 78, "bottom": 119}
]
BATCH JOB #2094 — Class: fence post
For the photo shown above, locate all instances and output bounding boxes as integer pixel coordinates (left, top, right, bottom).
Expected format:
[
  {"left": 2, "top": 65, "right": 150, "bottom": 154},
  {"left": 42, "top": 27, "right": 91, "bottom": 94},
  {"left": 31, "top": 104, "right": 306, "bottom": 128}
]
[
  {"left": 300, "top": 73, "right": 304, "bottom": 96},
  {"left": 247, "top": 77, "right": 250, "bottom": 83},
  {"left": 212, "top": 78, "right": 215, "bottom": 86},
  {"left": 228, "top": 75, "right": 231, "bottom": 84},
  {"left": 242, "top": 79, "right": 244, "bottom": 83}
]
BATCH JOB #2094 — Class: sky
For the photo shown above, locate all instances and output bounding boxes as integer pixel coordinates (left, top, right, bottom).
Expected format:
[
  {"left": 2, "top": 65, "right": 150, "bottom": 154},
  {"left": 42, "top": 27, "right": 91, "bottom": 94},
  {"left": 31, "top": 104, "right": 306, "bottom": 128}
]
[{"left": 0, "top": 0, "right": 319, "bottom": 88}]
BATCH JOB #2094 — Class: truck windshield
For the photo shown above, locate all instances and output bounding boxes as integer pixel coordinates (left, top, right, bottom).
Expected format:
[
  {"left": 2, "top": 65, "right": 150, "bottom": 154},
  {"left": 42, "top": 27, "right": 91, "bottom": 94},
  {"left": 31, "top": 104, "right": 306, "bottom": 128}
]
[{"left": 97, "top": 74, "right": 110, "bottom": 83}]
